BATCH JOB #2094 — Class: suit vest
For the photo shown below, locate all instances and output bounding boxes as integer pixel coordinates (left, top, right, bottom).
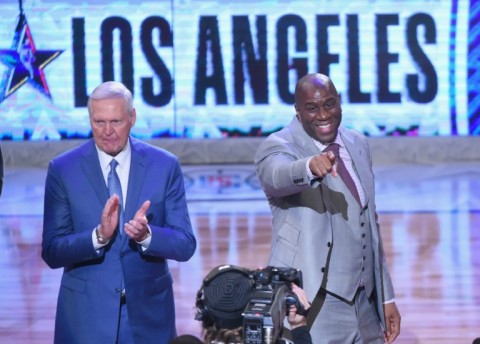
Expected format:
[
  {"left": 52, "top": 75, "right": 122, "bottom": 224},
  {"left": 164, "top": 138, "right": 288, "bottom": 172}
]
[{"left": 321, "top": 172, "right": 375, "bottom": 302}]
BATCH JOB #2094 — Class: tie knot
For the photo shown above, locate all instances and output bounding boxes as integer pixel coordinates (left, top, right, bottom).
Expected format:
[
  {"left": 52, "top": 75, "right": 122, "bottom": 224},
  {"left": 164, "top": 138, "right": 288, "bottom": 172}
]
[
  {"left": 323, "top": 142, "right": 340, "bottom": 155},
  {"left": 110, "top": 159, "right": 119, "bottom": 170}
]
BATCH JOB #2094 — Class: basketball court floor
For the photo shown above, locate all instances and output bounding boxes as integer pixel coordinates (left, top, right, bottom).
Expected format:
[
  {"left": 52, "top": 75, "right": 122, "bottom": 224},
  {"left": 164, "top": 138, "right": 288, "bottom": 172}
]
[{"left": 1, "top": 162, "right": 479, "bottom": 343}]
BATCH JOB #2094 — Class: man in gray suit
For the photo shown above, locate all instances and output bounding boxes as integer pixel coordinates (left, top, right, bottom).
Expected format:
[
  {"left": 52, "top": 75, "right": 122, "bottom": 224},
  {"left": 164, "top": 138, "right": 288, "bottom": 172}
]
[{"left": 255, "top": 73, "right": 400, "bottom": 343}]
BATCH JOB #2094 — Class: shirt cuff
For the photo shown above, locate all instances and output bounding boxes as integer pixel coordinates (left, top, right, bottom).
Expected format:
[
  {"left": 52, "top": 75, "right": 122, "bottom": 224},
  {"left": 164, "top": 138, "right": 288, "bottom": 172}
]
[
  {"left": 137, "top": 225, "right": 152, "bottom": 251},
  {"left": 92, "top": 227, "right": 110, "bottom": 250},
  {"left": 305, "top": 156, "right": 316, "bottom": 180}
]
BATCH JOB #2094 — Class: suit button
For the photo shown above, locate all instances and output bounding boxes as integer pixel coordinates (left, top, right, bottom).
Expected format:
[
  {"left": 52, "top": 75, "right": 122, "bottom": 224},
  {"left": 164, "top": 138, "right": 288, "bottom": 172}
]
[
  {"left": 362, "top": 233, "right": 366, "bottom": 238},
  {"left": 363, "top": 245, "right": 366, "bottom": 249},
  {"left": 327, "top": 242, "right": 332, "bottom": 247},
  {"left": 361, "top": 222, "right": 365, "bottom": 227},
  {"left": 362, "top": 267, "right": 365, "bottom": 271},
  {"left": 321, "top": 267, "right": 325, "bottom": 273}
]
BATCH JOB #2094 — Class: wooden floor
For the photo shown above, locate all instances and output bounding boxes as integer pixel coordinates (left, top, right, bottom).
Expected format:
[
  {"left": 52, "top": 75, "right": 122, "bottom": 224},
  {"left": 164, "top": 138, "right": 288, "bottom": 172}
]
[{"left": 1, "top": 164, "right": 480, "bottom": 343}]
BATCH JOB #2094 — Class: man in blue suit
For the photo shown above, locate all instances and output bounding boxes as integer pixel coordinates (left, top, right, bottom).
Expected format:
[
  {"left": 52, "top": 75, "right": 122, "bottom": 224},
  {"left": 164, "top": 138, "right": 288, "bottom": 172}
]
[
  {"left": 255, "top": 73, "right": 401, "bottom": 343},
  {"left": 42, "top": 81, "right": 196, "bottom": 343}
]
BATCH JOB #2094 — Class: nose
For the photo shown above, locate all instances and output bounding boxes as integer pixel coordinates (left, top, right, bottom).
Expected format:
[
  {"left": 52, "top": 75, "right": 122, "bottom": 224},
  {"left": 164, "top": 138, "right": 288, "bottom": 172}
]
[
  {"left": 104, "top": 122, "right": 114, "bottom": 135},
  {"left": 315, "top": 108, "right": 330, "bottom": 120}
]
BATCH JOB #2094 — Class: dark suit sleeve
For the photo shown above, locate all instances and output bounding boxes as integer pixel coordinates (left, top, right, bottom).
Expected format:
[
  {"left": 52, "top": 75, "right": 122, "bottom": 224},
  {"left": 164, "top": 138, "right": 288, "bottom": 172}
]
[
  {"left": 142, "top": 158, "right": 196, "bottom": 262},
  {"left": 42, "top": 160, "right": 102, "bottom": 269}
]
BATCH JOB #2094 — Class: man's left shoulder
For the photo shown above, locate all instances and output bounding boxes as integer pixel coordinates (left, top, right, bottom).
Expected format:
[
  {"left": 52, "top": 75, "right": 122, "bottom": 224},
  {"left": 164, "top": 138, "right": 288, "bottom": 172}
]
[
  {"left": 340, "top": 126, "right": 368, "bottom": 144},
  {"left": 131, "top": 137, "right": 178, "bottom": 160}
]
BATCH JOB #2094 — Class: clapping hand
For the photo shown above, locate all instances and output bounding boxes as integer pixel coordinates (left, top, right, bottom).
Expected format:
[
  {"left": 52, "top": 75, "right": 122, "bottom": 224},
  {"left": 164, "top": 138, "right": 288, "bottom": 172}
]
[{"left": 125, "top": 200, "right": 151, "bottom": 242}]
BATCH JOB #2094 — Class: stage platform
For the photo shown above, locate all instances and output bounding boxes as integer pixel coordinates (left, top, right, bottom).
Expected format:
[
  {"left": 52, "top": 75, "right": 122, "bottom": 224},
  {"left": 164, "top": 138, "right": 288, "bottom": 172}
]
[{"left": 1, "top": 137, "right": 479, "bottom": 343}]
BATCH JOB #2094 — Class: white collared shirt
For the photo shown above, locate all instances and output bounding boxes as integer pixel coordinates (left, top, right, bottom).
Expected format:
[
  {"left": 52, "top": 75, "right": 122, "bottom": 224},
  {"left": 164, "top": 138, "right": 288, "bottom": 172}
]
[
  {"left": 97, "top": 140, "right": 131, "bottom": 207},
  {"left": 95, "top": 140, "right": 151, "bottom": 248}
]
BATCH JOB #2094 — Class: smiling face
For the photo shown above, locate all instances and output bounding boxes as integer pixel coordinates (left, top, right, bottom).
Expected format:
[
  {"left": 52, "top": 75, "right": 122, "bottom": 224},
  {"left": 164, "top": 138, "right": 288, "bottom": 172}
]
[
  {"left": 89, "top": 97, "right": 136, "bottom": 157},
  {"left": 294, "top": 74, "right": 342, "bottom": 145}
]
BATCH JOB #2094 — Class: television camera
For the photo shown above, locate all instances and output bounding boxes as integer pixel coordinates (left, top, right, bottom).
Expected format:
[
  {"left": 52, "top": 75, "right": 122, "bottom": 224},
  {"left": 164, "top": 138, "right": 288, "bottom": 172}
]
[{"left": 243, "top": 266, "right": 304, "bottom": 344}]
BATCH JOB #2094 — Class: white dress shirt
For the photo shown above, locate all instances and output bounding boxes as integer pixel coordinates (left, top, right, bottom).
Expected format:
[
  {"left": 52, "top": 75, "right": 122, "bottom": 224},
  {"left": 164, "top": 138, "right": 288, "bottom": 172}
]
[{"left": 92, "top": 140, "right": 151, "bottom": 249}]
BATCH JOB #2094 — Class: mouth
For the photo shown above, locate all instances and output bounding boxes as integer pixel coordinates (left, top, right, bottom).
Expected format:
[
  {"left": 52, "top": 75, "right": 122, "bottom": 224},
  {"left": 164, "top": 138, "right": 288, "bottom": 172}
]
[
  {"left": 315, "top": 122, "right": 334, "bottom": 133},
  {"left": 103, "top": 137, "right": 118, "bottom": 144}
]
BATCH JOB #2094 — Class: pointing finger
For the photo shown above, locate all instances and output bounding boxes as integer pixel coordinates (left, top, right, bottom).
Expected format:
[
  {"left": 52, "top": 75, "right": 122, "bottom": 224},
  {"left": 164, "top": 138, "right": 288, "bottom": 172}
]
[{"left": 134, "top": 200, "right": 151, "bottom": 220}]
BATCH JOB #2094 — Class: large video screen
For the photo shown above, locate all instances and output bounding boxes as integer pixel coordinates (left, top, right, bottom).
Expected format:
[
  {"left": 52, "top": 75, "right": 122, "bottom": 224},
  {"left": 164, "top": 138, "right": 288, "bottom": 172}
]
[{"left": 0, "top": 0, "right": 477, "bottom": 140}]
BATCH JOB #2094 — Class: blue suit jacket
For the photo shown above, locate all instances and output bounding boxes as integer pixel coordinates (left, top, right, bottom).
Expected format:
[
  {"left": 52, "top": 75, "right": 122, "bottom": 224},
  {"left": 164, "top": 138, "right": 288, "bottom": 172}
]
[{"left": 42, "top": 137, "right": 196, "bottom": 344}]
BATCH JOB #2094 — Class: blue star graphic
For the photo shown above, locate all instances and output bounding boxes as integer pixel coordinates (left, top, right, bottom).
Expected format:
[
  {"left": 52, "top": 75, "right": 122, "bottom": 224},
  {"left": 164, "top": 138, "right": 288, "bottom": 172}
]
[{"left": 0, "top": 12, "right": 64, "bottom": 103}]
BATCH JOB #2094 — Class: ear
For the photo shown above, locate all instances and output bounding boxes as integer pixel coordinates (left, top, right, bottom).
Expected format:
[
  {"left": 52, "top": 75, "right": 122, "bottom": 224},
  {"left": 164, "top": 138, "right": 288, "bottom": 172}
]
[
  {"left": 294, "top": 104, "right": 301, "bottom": 122},
  {"left": 130, "top": 108, "right": 137, "bottom": 127}
]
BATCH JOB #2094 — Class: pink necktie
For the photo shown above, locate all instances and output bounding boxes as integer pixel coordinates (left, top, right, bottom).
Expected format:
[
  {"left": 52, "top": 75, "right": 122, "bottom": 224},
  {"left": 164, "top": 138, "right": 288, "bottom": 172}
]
[{"left": 323, "top": 143, "right": 361, "bottom": 206}]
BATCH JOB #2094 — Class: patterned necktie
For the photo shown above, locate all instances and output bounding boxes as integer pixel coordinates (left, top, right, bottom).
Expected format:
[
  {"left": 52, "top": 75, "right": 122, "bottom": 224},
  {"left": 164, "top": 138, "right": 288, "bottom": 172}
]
[
  {"left": 108, "top": 159, "right": 124, "bottom": 236},
  {"left": 323, "top": 143, "right": 361, "bottom": 206}
]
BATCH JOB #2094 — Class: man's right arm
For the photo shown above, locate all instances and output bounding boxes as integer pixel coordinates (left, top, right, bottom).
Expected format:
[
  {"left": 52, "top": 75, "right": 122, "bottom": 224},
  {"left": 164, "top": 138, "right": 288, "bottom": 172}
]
[
  {"left": 254, "top": 140, "right": 316, "bottom": 198},
  {"left": 255, "top": 137, "right": 339, "bottom": 199},
  {"left": 42, "top": 161, "right": 103, "bottom": 269}
]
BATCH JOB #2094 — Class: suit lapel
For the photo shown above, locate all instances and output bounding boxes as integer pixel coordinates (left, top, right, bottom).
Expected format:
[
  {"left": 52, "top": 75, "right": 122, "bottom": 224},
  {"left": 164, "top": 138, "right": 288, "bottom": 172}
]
[
  {"left": 124, "top": 138, "right": 147, "bottom": 223},
  {"left": 80, "top": 140, "right": 109, "bottom": 205},
  {"left": 340, "top": 128, "right": 374, "bottom": 202},
  {"left": 289, "top": 116, "right": 320, "bottom": 157}
]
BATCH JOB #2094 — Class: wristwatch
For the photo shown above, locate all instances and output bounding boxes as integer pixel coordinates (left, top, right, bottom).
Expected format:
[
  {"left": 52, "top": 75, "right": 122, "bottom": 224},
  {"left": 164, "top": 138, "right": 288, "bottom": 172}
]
[{"left": 95, "top": 226, "right": 109, "bottom": 244}]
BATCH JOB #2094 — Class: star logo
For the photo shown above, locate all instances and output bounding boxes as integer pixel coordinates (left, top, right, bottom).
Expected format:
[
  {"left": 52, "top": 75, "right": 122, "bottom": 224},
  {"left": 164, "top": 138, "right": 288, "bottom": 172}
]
[{"left": 0, "top": 12, "right": 64, "bottom": 103}]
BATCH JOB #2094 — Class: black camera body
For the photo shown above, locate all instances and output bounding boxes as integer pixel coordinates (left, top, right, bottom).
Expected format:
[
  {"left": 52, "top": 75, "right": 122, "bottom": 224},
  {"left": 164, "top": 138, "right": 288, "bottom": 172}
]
[{"left": 243, "top": 266, "right": 303, "bottom": 344}]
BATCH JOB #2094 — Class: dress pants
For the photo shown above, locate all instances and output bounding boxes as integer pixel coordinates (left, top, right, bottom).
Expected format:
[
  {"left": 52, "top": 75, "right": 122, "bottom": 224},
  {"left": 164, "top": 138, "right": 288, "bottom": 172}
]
[
  {"left": 116, "top": 296, "right": 134, "bottom": 344},
  {"left": 310, "top": 287, "right": 384, "bottom": 344}
]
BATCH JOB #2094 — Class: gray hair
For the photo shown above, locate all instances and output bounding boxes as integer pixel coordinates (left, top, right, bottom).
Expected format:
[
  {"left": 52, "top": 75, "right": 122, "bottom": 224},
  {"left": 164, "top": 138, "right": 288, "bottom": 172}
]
[{"left": 87, "top": 81, "right": 134, "bottom": 116}]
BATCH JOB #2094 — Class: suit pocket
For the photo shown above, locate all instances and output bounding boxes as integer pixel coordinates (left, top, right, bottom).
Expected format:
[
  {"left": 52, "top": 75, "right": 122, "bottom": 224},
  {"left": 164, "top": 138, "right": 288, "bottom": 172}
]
[
  {"left": 278, "top": 220, "right": 300, "bottom": 245},
  {"left": 61, "top": 273, "right": 87, "bottom": 293},
  {"left": 271, "top": 221, "right": 300, "bottom": 266},
  {"left": 154, "top": 271, "right": 173, "bottom": 292}
]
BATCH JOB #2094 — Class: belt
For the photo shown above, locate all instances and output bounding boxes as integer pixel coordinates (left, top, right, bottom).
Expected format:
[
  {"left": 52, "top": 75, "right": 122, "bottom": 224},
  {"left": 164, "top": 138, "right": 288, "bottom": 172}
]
[{"left": 120, "top": 293, "right": 126, "bottom": 305}]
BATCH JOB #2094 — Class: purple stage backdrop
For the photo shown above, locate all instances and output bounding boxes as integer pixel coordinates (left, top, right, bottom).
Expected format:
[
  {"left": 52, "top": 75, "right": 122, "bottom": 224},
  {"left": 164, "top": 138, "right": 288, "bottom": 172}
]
[{"left": 0, "top": 0, "right": 478, "bottom": 140}]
